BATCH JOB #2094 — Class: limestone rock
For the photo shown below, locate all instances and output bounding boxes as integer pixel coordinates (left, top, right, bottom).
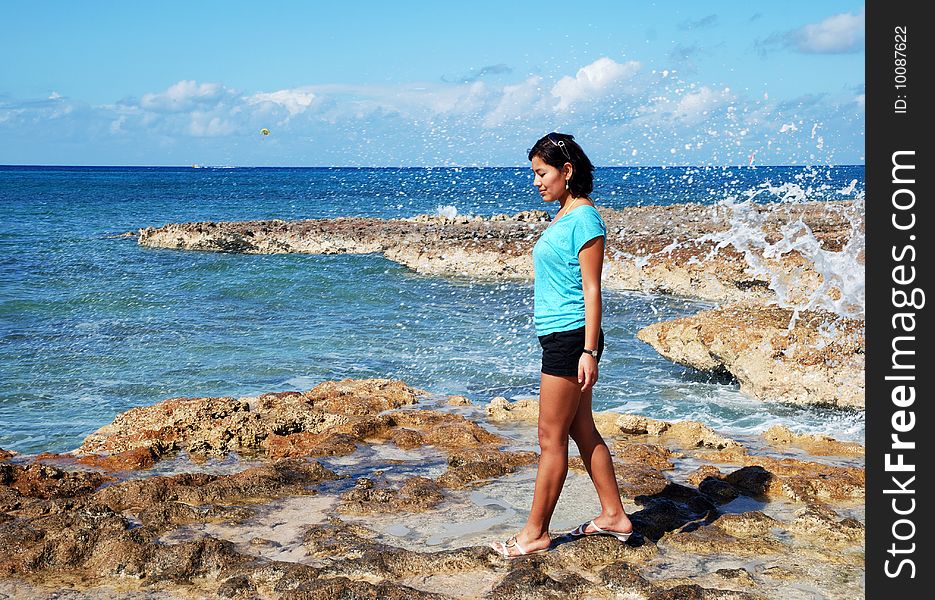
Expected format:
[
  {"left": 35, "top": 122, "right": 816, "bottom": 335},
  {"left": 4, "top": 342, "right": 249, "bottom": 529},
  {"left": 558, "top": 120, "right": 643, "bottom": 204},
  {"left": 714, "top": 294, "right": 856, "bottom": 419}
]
[{"left": 637, "top": 302, "right": 864, "bottom": 408}]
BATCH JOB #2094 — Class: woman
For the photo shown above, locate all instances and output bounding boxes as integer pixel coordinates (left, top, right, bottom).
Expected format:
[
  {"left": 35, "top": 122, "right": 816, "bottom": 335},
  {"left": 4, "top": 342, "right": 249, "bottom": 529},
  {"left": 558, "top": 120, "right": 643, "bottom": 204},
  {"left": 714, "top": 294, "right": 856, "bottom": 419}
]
[{"left": 491, "top": 132, "right": 633, "bottom": 558}]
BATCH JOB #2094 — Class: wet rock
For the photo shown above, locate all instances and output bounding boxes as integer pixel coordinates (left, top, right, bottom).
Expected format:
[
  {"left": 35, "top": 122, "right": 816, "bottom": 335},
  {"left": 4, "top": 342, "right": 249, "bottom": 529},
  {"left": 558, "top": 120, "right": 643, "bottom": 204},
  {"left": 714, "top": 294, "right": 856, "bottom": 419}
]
[
  {"left": 569, "top": 457, "right": 670, "bottom": 499},
  {"left": 689, "top": 459, "right": 863, "bottom": 505},
  {"left": 697, "top": 477, "right": 740, "bottom": 505},
  {"left": 0, "top": 462, "right": 112, "bottom": 500},
  {"left": 387, "top": 410, "right": 506, "bottom": 449},
  {"left": 282, "top": 577, "right": 446, "bottom": 600},
  {"left": 437, "top": 448, "right": 538, "bottom": 489},
  {"left": 76, "top": 379, "right": 423, "bottom": 465},
  {"left": 660, "top": 523, "right": 784, "bottom": 558},
  {"left": 218, "top": 574, "right": 258, "bottom": 598},
  {"left": 637, "top": 302, "right": 864, "bottom": 409},
  {"left": 713, "top": 512, "right": 781, "bottom": 538},
  {"left": 599, "top": 562, "right": 657, "bottom": 596},
  {"left": 340, "top": 476, "right": 445, "bottom": 514},
  {"left": 138, "top": 202, "right": 857, "bottom": 308},
  {"left": 304, "top": 379, "right": 423, "bottom": 415},
  {"left": 787, "top": 503, "right": 864, "bottom": 546},
  {"left": 94, "top": 459, "right": 338, "bottom": 514},
  {"left": 446, "top": 395, "right": 472, "bottom": 406},
  {"left": 631, "top": 483, "right": 719, "bottom": 542},
  {"left": 761, "top": 425, "right": 864, "bottom": 457},
  {"left": 714, "top": 568, "right": 756, "bottom": 586},
  {"left": 687, "top": 465, "right": 723, "bottom": 487},
  {"left": 548, "top": 533, "right": 657, "bottom": 570},
  {"left": 488, "top": 559, "right": 599, "bottom": 600},
  {"left": 614, "top": 443, "right": 677, "bottom": 470},
  {"left": 648, "top": 584, "right": 762, "bottom": 599},
  {"left": 485, "top": 396, "right": 539, "bottom": 423},
  {"left": 722, "top": 466, "right": 773, "bottom": 497},
  {"left": 263, "top": 431, "right": 360, "bottom": 459},
  {"left": 0, "top": 448, "right": 15, "bottom": 462},
  {"left": 303, "top": 519, "right": 497, "bottom": 580},
  {"left": 75, "top": 445, "right": 166, "bottom": 471}
]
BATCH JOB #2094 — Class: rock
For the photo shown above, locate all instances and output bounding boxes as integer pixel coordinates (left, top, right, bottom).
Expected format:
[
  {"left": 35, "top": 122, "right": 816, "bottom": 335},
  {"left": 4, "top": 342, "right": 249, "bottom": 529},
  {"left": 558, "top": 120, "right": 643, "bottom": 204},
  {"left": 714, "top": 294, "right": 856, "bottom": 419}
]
[
  {"left": 305, "top": 379, "right": 424, "bottom": 415},
  {"left": 281, "top": 577, "right": 445, "bottom": 599},
  {"left": 263, "top": 431, "right": 359, "bottom": 459},
  {"left": 687, "top": 465, "right": 723, "bottom": 487},
  {"left": 0, "top": 448, "right": 15, "bottom": 462},
  {"left": 713, "top": 512, "right": 782, "bottom": 537},
  {"left": 75, "top": 379, "right": 424, "bottom": 466},
  {"left": 488, "top": 560, "right": 599, "bottom": 599},
  {"left": 614, "top": 443, "right": 677, "bottom": 470},
  {"left": 637, "top": 302, "right": 864, "bottom": 408},
  {"left": 387, "top": 410, "right": 506, "bottom": 449},
  {"left": 694, "top": 460, "right": 864, "bottom": 504},
  {"left": 616, "top": 414, "right": 671, "bottom": 436},
  {"left": 631, "top": 483, "right": 719, "bottom": 542},
  {"left": 438, "top": 448, "right": 538, "bottom": 489},
  {"left": 446, "top": 395, "right": 471, "bottom": 406},
  {"left": 137, "top": 202, "right": 858, "bottom": 307},
  {"left": 648, "top": 584, "right": 762, "bottom": 599},
  {"left": 0, "top": 462, "right": 113, "bottom": 500},
  {"left": 660, "top": 522, "right": 785, "bottom": 557},
  {"left": 485, "top": 397, "right": 539, "bottom": 423},
  {"left": 340, "top": 476, "right": 445, "bottom": 514},
  {"left": 787, "top": 503, "right": 864, "bottom": 546},
  {"left": 714, "top": 568, "right": 756, "bottom": 586},
  {"left": 761, "top": 425, "right": 864, "bottom": 456},
  {"left": 75, "top": 445, "right": 166, "bottom": 471},
  {"left": 569, "top": 457, "right": 670, "bottom": 499},
  {"left": 599, "top": 562, "right": 657, "bottom": 596},
  {"left": 93, "top": 459, "right": 338, "bottom": 515}
]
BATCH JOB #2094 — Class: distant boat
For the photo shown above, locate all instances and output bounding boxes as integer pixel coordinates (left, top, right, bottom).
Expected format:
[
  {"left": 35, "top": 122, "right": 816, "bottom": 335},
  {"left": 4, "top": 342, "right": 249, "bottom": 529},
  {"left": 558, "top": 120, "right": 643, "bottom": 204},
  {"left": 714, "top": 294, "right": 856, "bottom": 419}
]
[{"left": 192, "top": 164, "right": 204, "bottom": 169}]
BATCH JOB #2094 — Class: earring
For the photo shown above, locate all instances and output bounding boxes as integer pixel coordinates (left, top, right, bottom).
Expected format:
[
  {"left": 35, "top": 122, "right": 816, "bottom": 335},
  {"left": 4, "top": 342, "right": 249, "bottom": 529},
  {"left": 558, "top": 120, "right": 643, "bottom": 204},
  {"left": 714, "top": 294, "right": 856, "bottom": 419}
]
[{"left": 565, "top": 180, "right": 570, "bottom": 190}]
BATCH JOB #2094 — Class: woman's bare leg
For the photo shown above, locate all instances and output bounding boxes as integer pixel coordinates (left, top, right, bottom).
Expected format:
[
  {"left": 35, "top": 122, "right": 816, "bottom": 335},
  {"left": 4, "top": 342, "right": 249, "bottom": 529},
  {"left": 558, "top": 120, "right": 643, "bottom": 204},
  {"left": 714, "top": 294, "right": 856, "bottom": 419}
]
[
  {"left": 569, "top": 388, "right": 633, "bottom": 534},
  {"left": 511, "top": 373, "right": 582, "bottom": 553}
]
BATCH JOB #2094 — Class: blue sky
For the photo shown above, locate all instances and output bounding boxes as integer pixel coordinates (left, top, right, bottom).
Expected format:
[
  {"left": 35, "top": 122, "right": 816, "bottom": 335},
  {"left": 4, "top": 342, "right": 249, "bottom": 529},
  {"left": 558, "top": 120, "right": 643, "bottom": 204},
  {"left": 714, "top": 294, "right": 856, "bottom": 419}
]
[{"left": 1, "top": 1, "right": 864, "bottom": 166}]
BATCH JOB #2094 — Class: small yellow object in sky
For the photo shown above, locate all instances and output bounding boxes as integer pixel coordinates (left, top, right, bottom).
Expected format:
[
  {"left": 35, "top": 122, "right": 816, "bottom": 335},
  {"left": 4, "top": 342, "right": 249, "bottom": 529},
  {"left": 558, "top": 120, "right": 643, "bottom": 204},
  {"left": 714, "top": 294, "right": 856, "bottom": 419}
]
[{"left": 260, "top": 128, "right": 270, "bottom": 136}]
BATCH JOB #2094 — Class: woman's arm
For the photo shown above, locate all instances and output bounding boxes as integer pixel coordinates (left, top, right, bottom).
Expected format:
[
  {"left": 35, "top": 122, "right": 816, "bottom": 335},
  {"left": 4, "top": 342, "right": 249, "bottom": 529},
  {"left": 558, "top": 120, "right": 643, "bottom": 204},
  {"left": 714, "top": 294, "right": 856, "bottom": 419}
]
[{"left": 578, "top": 235, "right": 604, "bottom": 391}]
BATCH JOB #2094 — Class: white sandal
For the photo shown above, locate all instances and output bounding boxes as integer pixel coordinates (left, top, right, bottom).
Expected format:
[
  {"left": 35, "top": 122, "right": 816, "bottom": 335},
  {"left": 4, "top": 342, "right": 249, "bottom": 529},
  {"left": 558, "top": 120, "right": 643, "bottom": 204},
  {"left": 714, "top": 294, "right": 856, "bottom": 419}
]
[
  {"left": 570, "top": 520, "right": 632, "bottom": 542},
  {"left": 489, "top": 535, "right": 551, "bottom": 558}
]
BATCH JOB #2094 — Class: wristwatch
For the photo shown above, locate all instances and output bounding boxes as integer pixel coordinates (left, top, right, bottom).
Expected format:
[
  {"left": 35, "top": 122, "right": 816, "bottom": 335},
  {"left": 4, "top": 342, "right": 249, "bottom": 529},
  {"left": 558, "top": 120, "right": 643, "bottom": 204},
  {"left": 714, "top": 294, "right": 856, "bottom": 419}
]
[{"left": 582, "top": 348, "right": 599, "bottom": 358}]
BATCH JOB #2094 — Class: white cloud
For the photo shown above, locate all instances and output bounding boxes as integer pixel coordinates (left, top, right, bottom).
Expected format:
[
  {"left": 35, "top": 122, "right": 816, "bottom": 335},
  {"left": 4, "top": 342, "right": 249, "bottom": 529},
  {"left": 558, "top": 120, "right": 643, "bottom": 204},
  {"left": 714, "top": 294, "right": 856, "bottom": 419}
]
[
  {"left": 793, "top": 9, "right": 864, "bottom": 53},
  {"left": 188, "top": 112, "right": 235, "bottom": 137},
  {"left": 248, "top": 88, "right": 316, "bottom": 116},
  {"left": 483, "top": 76, "right": 544, "bottom": 127},
  {"left": 0, "top": 55, "right": 864, "bottom": 166},
  {"left": 674, "top": 86, "right": 732, "bottom": 121},
  {"left": 551, "top": 57, "right": 641, "bottom": 110},
  {"left": 140, "top": 80, "right": 227, "bottom": 112}
]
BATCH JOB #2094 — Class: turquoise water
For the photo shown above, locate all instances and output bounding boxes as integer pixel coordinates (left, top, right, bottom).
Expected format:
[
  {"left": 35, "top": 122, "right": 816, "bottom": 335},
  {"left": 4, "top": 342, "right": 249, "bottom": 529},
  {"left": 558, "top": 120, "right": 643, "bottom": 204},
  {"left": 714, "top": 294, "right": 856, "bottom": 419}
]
[{"left": 0, "top": 166, "right": 865, "bottom": 453}]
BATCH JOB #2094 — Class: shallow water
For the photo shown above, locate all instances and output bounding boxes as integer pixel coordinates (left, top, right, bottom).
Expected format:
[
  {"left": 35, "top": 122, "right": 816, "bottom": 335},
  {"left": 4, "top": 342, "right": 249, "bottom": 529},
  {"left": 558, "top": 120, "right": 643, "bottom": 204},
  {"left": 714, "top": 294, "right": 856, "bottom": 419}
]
[{"left": 0, "top": 166, "right": 865, "bottom": 453}]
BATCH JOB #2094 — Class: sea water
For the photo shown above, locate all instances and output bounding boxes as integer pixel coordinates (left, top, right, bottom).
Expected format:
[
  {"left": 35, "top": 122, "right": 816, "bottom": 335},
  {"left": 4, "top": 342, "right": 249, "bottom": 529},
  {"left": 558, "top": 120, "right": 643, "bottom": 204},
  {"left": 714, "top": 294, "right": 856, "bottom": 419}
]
[{"left": 0, "top": 166, "right": 865, "bottom": 454}]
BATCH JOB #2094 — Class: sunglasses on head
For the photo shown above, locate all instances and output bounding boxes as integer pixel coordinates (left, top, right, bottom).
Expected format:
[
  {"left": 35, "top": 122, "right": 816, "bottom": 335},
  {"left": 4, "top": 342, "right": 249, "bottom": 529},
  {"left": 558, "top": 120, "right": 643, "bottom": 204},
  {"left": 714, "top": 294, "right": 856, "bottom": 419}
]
[{"left": 546, "top": 132, "right": 572, "bottom": 162}]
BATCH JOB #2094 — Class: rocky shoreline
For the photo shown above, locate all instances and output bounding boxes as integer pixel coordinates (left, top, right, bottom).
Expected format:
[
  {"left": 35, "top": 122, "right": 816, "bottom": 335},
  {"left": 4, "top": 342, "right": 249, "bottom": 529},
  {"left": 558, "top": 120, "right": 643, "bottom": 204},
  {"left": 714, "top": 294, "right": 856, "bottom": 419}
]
[
  {"left": 1, "top": 379, "right": 864, "bottom": 599},
  {"left": 136, "top": 201, "right": 864, "bottom": 408}
]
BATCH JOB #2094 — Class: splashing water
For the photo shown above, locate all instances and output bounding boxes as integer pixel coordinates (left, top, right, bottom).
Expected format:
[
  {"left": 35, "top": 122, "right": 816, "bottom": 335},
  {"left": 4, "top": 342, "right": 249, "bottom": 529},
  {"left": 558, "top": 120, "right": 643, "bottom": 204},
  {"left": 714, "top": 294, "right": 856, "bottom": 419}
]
[
  {"left": 701, "top": 180, "right": 864, "bottom": 326},
  {"left": 436, "top": 205, "right": 458, "bottom": 219}
]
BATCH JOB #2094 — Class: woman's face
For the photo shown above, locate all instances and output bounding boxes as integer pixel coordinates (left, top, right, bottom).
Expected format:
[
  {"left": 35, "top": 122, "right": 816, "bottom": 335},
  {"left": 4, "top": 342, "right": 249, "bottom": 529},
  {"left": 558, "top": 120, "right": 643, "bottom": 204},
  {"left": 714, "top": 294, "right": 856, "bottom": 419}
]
[{"left": 530, "top": 155, "right": 569, "bottom": 203}]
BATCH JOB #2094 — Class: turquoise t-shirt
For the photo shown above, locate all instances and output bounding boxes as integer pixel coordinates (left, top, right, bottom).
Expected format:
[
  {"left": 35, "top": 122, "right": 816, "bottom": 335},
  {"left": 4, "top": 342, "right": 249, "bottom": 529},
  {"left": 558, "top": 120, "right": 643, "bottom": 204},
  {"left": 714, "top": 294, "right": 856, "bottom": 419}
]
[{"left": 532, "top": 204, "right": 606, "bottom": 336}]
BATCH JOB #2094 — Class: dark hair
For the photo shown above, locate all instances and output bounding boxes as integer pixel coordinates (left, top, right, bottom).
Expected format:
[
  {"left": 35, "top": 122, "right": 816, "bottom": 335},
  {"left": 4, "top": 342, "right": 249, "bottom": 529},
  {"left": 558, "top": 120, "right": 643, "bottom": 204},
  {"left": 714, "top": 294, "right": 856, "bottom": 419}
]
[{"left": 527, "top": 132, "right": 594, "bottom": 198}]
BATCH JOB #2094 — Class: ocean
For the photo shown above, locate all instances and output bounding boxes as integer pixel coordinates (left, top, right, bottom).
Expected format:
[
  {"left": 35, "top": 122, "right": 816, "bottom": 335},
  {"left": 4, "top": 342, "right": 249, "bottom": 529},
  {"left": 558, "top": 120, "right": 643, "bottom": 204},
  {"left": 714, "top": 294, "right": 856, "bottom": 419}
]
[{"left": 0, "top": 165, "right": 865, "bottom": 454}]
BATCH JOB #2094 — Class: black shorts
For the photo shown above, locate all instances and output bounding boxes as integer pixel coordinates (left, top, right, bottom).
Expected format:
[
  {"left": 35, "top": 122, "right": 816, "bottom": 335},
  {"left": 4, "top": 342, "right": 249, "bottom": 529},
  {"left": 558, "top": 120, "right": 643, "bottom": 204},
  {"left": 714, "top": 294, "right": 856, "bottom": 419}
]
[{"left": 538, "top": 326, "right": 605, "bottom": 377}]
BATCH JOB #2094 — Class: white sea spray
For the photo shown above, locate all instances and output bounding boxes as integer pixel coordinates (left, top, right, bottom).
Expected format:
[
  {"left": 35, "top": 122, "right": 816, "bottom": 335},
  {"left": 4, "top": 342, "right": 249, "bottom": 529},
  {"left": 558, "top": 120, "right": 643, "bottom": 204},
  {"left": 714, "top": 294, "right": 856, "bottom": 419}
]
[{"left": 436, "top": 205, "right": 458, "bottom": 219}]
